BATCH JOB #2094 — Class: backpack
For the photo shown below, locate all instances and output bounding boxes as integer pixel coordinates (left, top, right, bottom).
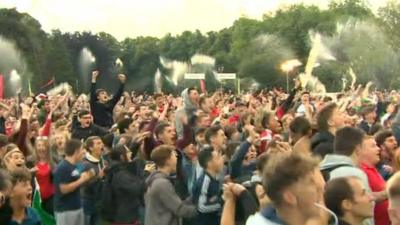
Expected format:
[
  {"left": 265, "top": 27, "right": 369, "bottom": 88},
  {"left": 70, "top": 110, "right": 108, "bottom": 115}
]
[{"left": 320, "top": 164, "right": 353, "bottom": 181}]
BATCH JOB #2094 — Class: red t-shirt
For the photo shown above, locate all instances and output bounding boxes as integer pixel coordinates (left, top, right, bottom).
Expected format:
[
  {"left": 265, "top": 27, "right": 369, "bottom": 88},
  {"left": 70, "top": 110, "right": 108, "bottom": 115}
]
[
  {"left": 228, "top": 114, "right": 240, "bottom": 124},
  {"left": 210, "top": 108, "right": 220, "bottom": 119},
  {"left": 36, "top": 162, "right": 54, "bottom": 200},
  {"left": 360, "top": 162, "right": 390, "bottom": 225}
]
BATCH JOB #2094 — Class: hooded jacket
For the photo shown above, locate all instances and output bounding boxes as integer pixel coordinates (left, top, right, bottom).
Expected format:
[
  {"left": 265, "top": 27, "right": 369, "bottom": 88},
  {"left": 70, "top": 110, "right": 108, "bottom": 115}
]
[
  {"left": 175, "top": 88, "right": 198, "bottom": 139},
  {"left": 320, "top": 154, "right": 371, "bottom": 192},
  {"left": 145, "top": 171, "right": 197, "bottom": 225},
  {"left": 108, "top": 160, "right": 146, "bottom": 224},
  {"left": 311, "top": 130, "right": 334, "bottom": 158}
]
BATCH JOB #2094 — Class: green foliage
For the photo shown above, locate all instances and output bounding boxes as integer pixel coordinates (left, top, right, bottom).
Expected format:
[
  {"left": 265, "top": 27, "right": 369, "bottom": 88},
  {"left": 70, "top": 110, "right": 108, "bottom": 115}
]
[
  {"left": 329, "top": 0, "right": 374, "bottom": 19},
  {"left": 378, "top": 1, "right": 400, "bottom": 51},
  {"left": 1, "top": 0, "right": 400, "bottom": 95},
  {"left": 121, "top": 37, "right": 161, "bottom": 92}
]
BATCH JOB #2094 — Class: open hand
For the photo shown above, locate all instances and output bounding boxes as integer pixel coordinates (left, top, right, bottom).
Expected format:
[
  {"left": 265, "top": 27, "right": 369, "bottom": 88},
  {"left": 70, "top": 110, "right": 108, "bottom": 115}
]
[{"left": 144, "top": 163, "right": 156, "bottom": 173}]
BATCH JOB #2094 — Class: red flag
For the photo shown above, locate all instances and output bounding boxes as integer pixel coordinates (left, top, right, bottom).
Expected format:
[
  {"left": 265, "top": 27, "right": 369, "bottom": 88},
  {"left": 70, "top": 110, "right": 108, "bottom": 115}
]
[
  {"left": 0, "top": 74, "right": 3, "bottom": 99},
  {"left": 200, "top": 79, "right": 206, "bottom": 94},
  {"left": 41, "top": 77, "right": 55, "bottom": 89}
]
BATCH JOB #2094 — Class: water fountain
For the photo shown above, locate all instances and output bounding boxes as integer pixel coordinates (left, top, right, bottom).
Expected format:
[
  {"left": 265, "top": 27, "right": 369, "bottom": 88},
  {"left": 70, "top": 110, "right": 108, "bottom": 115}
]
[
  {"left": 9, "top": 69, "right": 21, "bottom": 90},
  {"left": 78, "top": 47, "right": 96, "bottom": 91},
  {"left": 299, "top": 32, "right": 336, "bottom": 94},
  {"left": 321, "top": 20, "right": 400, "bottom": 90},
  {"left": 160, "top": 57, "right": 189, "bottom": 85},
  {"left": 154, "top": 68, "right": 162, "bottom": 93},
  {"left": 0, "top": 36, "right": 29, "bottom": 96},
  {"left": 160, "top": 53, "right": 218, "bottom": 92},
  {"left": 239, "top": 34, "right": 296, "bottom": 89}
]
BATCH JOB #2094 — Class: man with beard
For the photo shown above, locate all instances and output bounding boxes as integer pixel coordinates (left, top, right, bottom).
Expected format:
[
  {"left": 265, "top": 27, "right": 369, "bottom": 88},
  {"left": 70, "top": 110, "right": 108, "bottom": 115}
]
[{"left": 375, "top": 130, "right": 398, "bottom": 180}]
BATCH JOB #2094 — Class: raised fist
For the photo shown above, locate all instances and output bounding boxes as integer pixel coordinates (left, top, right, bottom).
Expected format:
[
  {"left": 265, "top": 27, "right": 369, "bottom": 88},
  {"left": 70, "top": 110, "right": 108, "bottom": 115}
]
[
  {"left": 92, "top": 71, "right": 99, "bottom": 81},
  {"left": 118, "top": 74, "right": 126, "bottom": 83}
]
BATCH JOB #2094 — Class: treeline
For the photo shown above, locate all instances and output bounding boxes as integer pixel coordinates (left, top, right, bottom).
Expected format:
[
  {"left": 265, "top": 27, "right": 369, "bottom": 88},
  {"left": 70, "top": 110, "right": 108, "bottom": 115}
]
[{"left": 0, "top": 0, "right": 400, "bottom": 95}]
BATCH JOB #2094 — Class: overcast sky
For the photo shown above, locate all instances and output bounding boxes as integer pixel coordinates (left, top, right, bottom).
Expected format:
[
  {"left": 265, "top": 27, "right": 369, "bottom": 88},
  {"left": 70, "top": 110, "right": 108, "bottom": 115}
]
[{"left": 0, "top": 0, "right": 389, "bottom": 40}]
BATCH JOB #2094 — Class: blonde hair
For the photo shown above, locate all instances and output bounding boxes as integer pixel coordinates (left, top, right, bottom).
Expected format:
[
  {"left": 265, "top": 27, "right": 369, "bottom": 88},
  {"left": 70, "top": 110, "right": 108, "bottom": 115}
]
[
  {"left": 34, "top": 138, "right": 55, "bottom": 168},
  {"left": 2, "top": 144, "right": 24, "bottom": 169}
]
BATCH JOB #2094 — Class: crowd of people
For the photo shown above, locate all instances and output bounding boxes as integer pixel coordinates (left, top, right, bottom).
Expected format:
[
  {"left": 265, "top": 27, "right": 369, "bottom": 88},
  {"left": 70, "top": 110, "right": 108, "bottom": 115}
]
[{"left": 1, "top": 70, "right": 400, "bottom": 225}]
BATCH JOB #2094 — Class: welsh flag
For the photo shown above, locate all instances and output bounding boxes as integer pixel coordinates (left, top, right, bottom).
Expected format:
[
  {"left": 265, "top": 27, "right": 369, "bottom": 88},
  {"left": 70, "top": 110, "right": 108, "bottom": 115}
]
[{"left": 32, "top": 179, "right": 56, "bottom": 225}]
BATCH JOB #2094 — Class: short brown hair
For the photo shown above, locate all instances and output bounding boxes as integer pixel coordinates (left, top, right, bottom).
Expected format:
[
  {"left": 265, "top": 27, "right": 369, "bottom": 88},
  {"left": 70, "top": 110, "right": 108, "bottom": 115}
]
[
  {"left": 324, "top": 177, "right": 358, "bottom": 217},
  {"left": 375, "top": 130, "right": 394, "bottom": 147},
  {"left": 85, "top": 136, "right": 101, "bottom": 152},
  {"left": 334, "top": 127, "right": 365, "bottom": 156},
  {"left": 10, "top": 168, "right": 31, "bottom": 186},
  {"left": 151, "top": 145, "right": 174, "bottom": 168},
  {"left": 316, "top": 103, "right": 337, "bottom": 131},
  {"left": 65, "top": 139, "right": 83, "bottom": 157},
  {"left": 262, "top": 153, "right": 319, "bottom": 206}
]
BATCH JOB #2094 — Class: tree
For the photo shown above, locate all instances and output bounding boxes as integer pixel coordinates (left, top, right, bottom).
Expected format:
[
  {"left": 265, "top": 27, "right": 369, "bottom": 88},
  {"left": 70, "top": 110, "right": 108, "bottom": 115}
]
[
  {"left": 329, "top": 0, "right": 374, "bottom": 19},
  {"left": 44, "top": 30, "right": 75, "bottom": 90},
  {"left": 0, "top": 8, "right": 48, "bottom": 92},
  {"left": 262, "top": 4, "right": 337, "bottom": 61},
  {"left": 378, "top": 0, "right": 400, "bottom": 51},
  {"left": 121, "top": 37, "right": 161, "bottom": 92},
  {"left": 239, "top": 35, "right": 296, "bottom": 88}
]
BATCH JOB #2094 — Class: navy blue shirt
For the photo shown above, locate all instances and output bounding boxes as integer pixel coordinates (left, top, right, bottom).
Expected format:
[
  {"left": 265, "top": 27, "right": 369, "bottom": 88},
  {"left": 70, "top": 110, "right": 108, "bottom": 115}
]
[
  {"left": 54, "top": 160, "right": 82, "bottom": 212},
  {"left": 192, "top": 172, "right": 222, "bottom": 225},
  {"left": 8, "top": 207, "right": 41, "bottom": 225}
]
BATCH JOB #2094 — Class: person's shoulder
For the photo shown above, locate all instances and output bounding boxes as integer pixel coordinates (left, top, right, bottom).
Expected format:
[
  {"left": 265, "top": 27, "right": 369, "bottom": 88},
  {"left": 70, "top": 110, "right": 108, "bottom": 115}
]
[
  {"left": 151, "top": 175, "right": 171, "bottom": 187},
  {"left": 331, "top": 166, "right": 365, "bottom": 179},
  {"left": 246, "top": 212, "right": 280, "bottom": 225},
  {"left": 55, "top": 160, "right": 67, "bottom": 169},
  {"left": 55, "top": 160, "right": 74, "bottom": 173}
]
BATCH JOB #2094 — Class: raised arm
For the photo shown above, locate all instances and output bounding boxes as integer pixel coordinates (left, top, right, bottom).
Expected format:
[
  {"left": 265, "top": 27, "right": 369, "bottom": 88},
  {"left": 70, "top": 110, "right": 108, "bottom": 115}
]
[
  {"left": 109, "top": 74, "right": 126, "bottom": 108},
  {"left": 277, "top": 80, "right": 301, "bottom": 118},
  {"left": 90, "top": 71, "right": 99, "bottom": 106},
  {"left": 17, "top": 104, "right": 33, "bottom": 156},
  {"left": 229, "top": 140, "right": 251, "bottom": 180}
]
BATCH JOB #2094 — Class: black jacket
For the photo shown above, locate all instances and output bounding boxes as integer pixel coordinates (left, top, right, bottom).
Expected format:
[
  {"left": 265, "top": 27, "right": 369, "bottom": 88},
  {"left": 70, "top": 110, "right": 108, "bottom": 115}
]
[
  {"left": 358, "top": 120, "right": 374, "bottom": 135},
  {"left": 109, "top": 160, "right": 147, "bottom": 224},
  {"left": 90, "top": 82, "right": 124, "bottom": 128},
  {"left": 71, "top": 124, "right": 109, "bottom": 141},
  {"left": 235, "top": 189, "right": 259, "bottom": 225},
  {"left": 82, "top": 154, "right": 103, "bottom": 202},
  {"left": 311, "top": 131, "right": 334, "bottom": 158}
]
